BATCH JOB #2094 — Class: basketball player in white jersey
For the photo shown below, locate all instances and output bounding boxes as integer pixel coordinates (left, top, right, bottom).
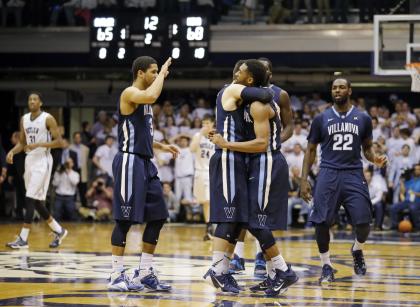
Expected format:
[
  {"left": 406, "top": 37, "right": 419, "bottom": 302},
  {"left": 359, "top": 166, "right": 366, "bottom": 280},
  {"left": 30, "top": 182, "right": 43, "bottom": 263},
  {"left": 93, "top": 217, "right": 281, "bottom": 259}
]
[
  {"left": 6, "top": 92, "right": 68, "bottom": 249},
  {"left": 190, "top": 114, "right": 215, "bottom": 240}
]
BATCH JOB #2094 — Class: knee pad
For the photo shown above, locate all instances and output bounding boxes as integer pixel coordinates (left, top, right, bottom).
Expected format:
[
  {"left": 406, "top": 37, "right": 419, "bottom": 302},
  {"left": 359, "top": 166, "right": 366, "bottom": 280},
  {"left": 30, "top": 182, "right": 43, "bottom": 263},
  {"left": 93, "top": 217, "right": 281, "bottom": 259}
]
[
  {"left": 143, "top": 219, "right": 165, "bottom": 245},
  {"left": 354, "top": 223, "right": 370, "bottom": 243},
  {"left": 248, "top": 228, "right": 276, "bottom": 251},
  {"left": 111, "top": 220, "right": 132, "bottom": 247},
  {"left": 24, "top": 197, "right": 36, "bottom": 224},
  {"left": 315, "top": 223, "right": 330, "bottom": 253},
  {"left": 214, "top": 223, "right": 241, "bottom": 244},
  {"left": 34, "top": 200, "right": 51, "bottom": 220}
]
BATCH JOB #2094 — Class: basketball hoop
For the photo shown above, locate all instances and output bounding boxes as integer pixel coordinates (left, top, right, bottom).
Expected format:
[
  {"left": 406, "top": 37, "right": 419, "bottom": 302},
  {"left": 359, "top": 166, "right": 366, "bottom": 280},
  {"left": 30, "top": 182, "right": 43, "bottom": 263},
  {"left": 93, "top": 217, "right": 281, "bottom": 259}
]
[{"left": 405, "top": 63, "right": 420, "bottom": 92}]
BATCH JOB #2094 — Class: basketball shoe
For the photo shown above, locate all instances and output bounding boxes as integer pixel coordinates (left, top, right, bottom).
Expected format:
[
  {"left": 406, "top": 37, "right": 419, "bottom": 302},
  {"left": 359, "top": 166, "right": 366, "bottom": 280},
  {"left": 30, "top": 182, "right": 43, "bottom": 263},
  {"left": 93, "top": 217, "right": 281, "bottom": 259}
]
[
  {"left": 265, "top": 265, "right": 299, "bottom": 297},
  {"left": 49, "top": 228, "right": 68, "bottom": 248},
  {"left": 6, "top": 236, "right": 28, "bottom": 249},
  {"left": 318, "top": 264, "right": 335, "bottom": 284},
  {"left": 254, "top": 252, "right": 267, "bottom": 278},
  {"left": 136, "top": 268, "right": 171, "bottom": 291},
  {"left": 108, "top": 271, "right": 144, "bottom": 292},
  {"left": 203, "top": 268, "right": 241, "bottom": 293},
  {"left": 351, "top": 244, "right": 367, "bottom": 275},
  {"left": 229, "top": 253, "right": 245, "bottom": 274}
]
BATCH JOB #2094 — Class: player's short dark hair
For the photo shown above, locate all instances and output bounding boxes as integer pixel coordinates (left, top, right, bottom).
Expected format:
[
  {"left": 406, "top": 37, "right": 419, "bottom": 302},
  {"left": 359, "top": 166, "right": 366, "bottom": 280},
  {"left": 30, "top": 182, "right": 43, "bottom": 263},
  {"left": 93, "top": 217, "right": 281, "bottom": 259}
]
[
  {"left": 258, "top": 57, "right": 273, "bottom": 72},
  {"left": 202, "top": 114, "right": 215, "bottom": 122},
  {"left": 132, "top": 56, "right": 157, "bottom": 80},
  {"left": 332, "top": 77, "right": 351, "bottom": 88},
  {"left": 245, "top": 59, "right": 268, "bottom": 87},
  {"left": 29, "top": 91, "right": 43, "bottom": 101},
  {"left": 233, "top": 59, "right": 245, "bottom": 76}
]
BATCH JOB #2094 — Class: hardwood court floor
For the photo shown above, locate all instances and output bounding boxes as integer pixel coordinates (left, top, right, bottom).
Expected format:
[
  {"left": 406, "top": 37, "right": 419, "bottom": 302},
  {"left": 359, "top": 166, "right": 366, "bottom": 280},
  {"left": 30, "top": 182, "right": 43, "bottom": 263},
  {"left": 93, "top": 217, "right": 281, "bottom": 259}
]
[{"left": 0, "top": 222, "right": 419, "bottom": 307}]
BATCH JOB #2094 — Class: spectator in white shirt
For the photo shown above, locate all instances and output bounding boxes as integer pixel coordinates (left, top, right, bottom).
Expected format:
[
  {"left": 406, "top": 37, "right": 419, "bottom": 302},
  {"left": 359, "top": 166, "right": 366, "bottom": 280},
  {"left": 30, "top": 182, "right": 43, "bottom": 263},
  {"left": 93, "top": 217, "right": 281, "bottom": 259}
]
[
  {"left": 163, "top": 182, "right": 179, "bottom": 222},
  {"left": 175, "top": 103, "right": 192, "bottom": 126},
  {"left": 163, "top": 116, "right": 179, "bottom": 140},
  {"left": 153, "top": 121, "right": 164, "bottom": 142},
  {"left": 174, "top": 136, "right": 194, "bottom": 203},
  {"left": 155, "top": 141, "right": 175, "bottom": 183},
  {"left": 388, "top": 144, "right": 416, "bottom": 203},
  {"left": 192, "top": 98, "right": 214, "bottom": 119},
  {"left": 386, "top": 126, "right": 405, "bottom": 162},
  {"left": 189, "top": 117, "right": 202, "bottom": 136},
  {"left": 283, "top": 121, "right": 307, "bottom": 152},
  {"left": 92, "top": 135, "right": 118, "bottom": 178},
  {"left": 364, "top": 169, "right": 385, "bottom": 230},
  {"left": 52, "top": 158, "right": 80, "bottom": 221},
  {"left": 307, "top": 92, "right": 327, "bottom": 111},
  {"left": 372, "top": 117, "right": 385, "bottom": 142},
  {"left": 400, "top": 127, "right": 417, "bottom": 161}
]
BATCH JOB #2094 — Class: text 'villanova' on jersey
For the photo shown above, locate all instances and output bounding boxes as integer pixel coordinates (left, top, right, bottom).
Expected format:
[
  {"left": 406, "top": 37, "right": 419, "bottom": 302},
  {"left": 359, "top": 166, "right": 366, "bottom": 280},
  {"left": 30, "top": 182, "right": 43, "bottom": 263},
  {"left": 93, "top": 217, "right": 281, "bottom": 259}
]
[{"left": 307, "top": 106, "right": 373, "bottom": 169}]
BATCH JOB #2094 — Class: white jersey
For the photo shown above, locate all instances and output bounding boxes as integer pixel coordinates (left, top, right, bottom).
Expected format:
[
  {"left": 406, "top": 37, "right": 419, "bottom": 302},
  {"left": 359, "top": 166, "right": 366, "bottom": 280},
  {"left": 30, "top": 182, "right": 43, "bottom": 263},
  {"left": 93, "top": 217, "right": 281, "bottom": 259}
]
[
  {"left": 193, "top": 133, "right": 215, "bottom": 172},
  {"left": 23, "top": 111, "right": 51, "bottom": 155}
]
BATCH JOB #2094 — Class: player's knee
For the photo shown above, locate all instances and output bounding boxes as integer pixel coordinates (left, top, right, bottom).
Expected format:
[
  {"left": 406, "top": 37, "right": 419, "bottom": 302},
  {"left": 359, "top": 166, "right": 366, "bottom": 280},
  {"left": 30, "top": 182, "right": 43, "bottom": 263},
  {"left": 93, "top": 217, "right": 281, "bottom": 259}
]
[
  {"left": 214, "top": 223, "right": 240, "bottom": 244},
  {"left": 111, "top": 220, "right": 132, "bottom": 247},
  {"left": 143, "top": 219, "right": 165, "bottom": 245},
  {"left": 355, "top": 223, "right": 370, "bottom": 243},
  {"left": 248, "top": 228, "right": 276, "bottom": 251}
]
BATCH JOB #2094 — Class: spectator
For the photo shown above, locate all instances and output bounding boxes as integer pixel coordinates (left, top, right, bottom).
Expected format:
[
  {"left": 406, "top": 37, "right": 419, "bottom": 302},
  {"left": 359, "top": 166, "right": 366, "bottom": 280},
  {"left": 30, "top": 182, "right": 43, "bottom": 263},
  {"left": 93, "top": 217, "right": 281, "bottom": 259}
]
[
  {"left": 59, "top": 138, "right": 78, "bottom": 170},
  {"left": 152, "top": 104, "right": 166, "bottom": 128},
  {"left": 242, "top": 0, "right": 257, "bottom": 24},
  {"left": 152, "top": 121, "right": 165, "bottom": 142},
  {"left": 388, "top": 144, "right": 416, "bottom": 204},
  {"left": 292, "top": 0, "right": 313, "bottom": 23},
  {"left": 1, "top": 0, "right": 24, "bottom": 27},
  {"left": 162, "top": 100, "right": 174, "bottom": 118},
  {"left": 190, "top": 117, "right": 202, "bottom": 136},
  {"left": 69, "top": 131, "right": 90, "bottom": 207},
  {"left": 155, "top": 140, "right": 174, "bottom": 183},
  {"left": 52, "top": 158, "right": 80, "bottom": 221},
  {"left": 179, "top": 119, "right": 192, "bottom": 135},
  {"left": 390, "top": 164, "right": 420, "bottom": 230},
  {"left": 282, "top": 121, "right": 307, "bottom": 152},
  {"left": 110, "top": 113, "right": 118, "bottom": 140},
  {"left": 307, "top": 92, "right": 327, "bottom": 111},
  {"left": 192, "top": 98, "right": 213, "bottom": 119},
  {"left": 92, "top": 135, "right": 118, "bottom": 178},
  {"left": 163, "top": 116, "right": 179, "bottom": 140},
  {"left": 386, "top": 126, "right": 404, "bottom": 162},
  {"left": 175, "top": 103, "right": 192, "bottom": 125},
  {"left": 50, "top": 0, "right": 76, "bottom": 26},
  {"left": 400, "top": 126, "right": 417, "bottom": 160},
  {"left": 364, "top": 169, "right": 385, "bottom": 230},
  {"left": 90, "top": 110, "right": 109, "bottom": 145},
  {"left": 287, "top": 166, "right": 309, "bottom": 227},
  {"left": 81, "top": 175, "right": 113, "bottom": 221},
  {"left": 6, "top": 132, "right": 25, "bottom": 220},
  {"left": 286, "top": 143, "right": 304, "bottom": 173},
  {"left": 163, "top": 182, "right": 179, "bottom": 222},
  {"left": 174, "top": 136, "right": 194, "bottom": 203}
]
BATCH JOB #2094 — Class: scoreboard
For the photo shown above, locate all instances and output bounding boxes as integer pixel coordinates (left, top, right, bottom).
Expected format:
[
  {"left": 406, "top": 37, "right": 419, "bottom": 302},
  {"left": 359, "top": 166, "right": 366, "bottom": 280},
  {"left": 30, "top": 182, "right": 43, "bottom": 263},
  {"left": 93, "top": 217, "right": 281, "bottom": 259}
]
[{"left": 90, "top": 11, "right": 210, "bottom": 67}]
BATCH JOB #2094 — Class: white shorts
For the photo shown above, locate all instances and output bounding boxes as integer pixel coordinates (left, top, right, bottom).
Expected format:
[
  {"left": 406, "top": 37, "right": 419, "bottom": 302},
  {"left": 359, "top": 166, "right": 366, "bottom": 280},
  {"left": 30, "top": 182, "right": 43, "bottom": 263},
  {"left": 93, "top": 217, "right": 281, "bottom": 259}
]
[
  {"left": 193, "top": 170, "right": 210, "bottom": 203},
  {"left": 24, "top": 152, "right": 53, "bottom": 201}
]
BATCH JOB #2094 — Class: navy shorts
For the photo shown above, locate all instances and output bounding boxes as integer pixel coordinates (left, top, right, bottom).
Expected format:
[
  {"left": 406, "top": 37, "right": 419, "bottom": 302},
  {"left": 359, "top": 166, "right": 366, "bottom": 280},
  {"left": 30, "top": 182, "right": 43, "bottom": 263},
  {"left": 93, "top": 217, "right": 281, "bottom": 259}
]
[
  {"left": 309, "top": 168, "right": 372, "bottom": 226},
  {"left": 209, "top": 150, "right": 248, "bottom": 223},
  {"left": 248, "top": 151, "right": 289, "bottom": 230},
  {"left": 112, "top": 152, "right": 168, "bottom": 223}
]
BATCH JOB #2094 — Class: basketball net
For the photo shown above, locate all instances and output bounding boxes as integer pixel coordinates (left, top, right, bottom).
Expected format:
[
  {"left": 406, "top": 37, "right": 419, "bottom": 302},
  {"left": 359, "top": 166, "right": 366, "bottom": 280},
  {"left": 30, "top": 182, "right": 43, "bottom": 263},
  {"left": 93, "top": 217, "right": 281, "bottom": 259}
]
[{"left": 405, "top": 63, "right": 420, "bottom": 92}]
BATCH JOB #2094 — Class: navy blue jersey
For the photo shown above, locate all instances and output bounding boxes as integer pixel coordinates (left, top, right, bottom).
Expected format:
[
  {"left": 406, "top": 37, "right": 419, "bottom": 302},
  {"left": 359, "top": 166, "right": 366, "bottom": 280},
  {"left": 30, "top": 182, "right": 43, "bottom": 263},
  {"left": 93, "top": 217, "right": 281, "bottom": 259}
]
[
  {"left": 215, "top": 85, "right": 248, "bottom": 148},
  {"left": 307, "top": 106, "right": 372, "bottom": 170},
  {"left": 118, "top": 102, "right": 154, "bottom": 158}
]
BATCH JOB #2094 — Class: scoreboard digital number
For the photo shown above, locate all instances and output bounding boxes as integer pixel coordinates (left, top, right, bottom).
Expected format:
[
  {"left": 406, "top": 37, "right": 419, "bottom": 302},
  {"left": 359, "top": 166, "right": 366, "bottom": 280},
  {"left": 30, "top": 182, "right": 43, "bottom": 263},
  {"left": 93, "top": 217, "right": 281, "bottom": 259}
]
[{"left": 90, "top": 12, "right": 210, "bottom": 66}]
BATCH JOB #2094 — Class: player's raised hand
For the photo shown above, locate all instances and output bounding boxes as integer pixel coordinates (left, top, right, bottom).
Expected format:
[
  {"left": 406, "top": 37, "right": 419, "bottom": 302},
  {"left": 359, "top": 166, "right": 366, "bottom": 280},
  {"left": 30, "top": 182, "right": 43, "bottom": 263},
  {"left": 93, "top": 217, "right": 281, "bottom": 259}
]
[
  {"left": 374, "top": 154, "right": 388, "bottom": 168},
  {"left": 163, "top": 144, "right": 179, "bottom": 159},
  {"left": 300, "top": 178, "right": 312, "bottom": 203},
  {"left": 160, "top": 57, "right": 172, "bottom": 78},
  {"left": 6, "top": 151, "right": 14, "bottom": 164}
]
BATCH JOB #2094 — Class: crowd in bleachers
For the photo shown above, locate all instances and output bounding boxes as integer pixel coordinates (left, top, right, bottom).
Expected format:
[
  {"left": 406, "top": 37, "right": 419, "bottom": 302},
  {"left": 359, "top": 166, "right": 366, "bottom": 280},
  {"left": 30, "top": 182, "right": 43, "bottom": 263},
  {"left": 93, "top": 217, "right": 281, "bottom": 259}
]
[
  {"left": 0, "top": 93, "right": 419, "bottom": 231},
  {"left": 1, "top": 0, "right": 419, "bottom": 27}
]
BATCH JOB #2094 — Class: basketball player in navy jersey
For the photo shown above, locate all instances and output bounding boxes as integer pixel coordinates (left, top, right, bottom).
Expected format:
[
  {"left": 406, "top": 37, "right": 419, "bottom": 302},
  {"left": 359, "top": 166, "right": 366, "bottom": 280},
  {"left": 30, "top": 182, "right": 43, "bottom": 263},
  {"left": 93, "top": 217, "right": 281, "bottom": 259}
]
[
  {"left": 203, "top": 59, "right": 275, "bottom": 293},
  {"left": 6, "top": 92, "right": 68, "bottom": 249},
  {"left": 300, "top": 78, "right": 387, "bottom": 284},
  {"left": 229, "top": 58, "right": 295, "bottom": 280},
  {"left": 108, "top": 56, "right": 180, "bottom": 292},
  {"left": 211, "top": 60, "right": 298, "bottom": 296}
]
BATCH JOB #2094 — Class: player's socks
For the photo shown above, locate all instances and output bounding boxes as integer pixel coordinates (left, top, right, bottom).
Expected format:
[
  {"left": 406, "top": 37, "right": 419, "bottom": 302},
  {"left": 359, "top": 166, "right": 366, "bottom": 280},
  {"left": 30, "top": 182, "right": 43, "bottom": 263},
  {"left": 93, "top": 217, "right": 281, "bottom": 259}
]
[
  {"left": 266, "top": 260, "right": 275, "bottom": 279},
  {"left": 211, "top": 251, "right": 226, "bottom": 275},
  {"left": 48, "top": 219, "right": 62, "bottom": 233},
  {"left": 112, "top": 255, "right": 124, "bottom": 273},
  {"left": 139, "top": 253, "right": 153, "bottom": 277},
  {"left": 234, "top": 242, "right": 244, "bottom": 258},
  {"left": 20, "top": 228, "right": 30, "bottom": 242},
  {"left": 271, "top": 254, "right": 288, "bottom": 272},
  {"left": 320, "top": 251, "right": 333, "bottom": 267},
  {"left": 352, "top": 239, "right": 364, "bottom": 251}
]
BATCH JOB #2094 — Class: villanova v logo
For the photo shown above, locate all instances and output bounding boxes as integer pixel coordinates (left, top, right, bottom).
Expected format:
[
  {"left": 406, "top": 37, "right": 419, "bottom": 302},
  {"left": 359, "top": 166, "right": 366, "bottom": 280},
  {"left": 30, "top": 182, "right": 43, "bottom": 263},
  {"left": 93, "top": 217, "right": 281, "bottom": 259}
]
[
  {"left": 258, "top": 214, "right": 267, "bottom": 227},
  {"left": 224, "top": 207, "right": 235, "bottom": 219},
  {"left": 121, "top": 206, "right": 132, "bottom": 218}
]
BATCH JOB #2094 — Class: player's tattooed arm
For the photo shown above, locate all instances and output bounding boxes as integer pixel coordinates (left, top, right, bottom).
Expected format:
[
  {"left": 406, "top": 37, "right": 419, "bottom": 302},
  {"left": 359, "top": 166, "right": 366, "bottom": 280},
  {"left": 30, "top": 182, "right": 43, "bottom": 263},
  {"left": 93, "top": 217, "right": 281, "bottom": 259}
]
[
  {"left": 209, "top": 102, "right": 270, "bottom": 153},
  {"left": 122, "top": 57, "right": 172, "bottom": 105},
  {"left": 300, "top": 142, "right": 317, "bottom": 202},
  {"left": 25, "top": 115, "right": 64, "bottom": 152},
  {"left": 278, "top": 90, "right": 294, "bottom": 143},
  {"left": 153, "top": 141, "right": 179, "bottom": 159},
  {"left": 362, "top": 138, "right": 387, "bottom": 168},
  {"left": 6, "top": 118, "right": 26, "bottom": 164}
]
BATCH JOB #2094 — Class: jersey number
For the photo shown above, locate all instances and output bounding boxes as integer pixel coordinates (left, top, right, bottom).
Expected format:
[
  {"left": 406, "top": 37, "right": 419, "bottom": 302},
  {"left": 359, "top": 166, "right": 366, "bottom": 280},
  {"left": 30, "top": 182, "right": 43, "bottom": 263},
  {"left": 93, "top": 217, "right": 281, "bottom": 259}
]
[
  {"left": 29, "top": 135, "right": 36, "bottom": 144},
  {"left": 201, "top": 149, "right": 210, "bottom": 159},
  {"left": 332, "top": 134, "right": 353, "bottom": 151}
]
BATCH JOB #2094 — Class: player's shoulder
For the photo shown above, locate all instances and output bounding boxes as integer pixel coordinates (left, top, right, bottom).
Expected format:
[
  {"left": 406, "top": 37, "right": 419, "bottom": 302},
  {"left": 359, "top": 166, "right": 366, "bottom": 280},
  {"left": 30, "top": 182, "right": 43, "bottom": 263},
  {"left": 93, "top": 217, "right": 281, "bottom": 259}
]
[{"left": 353, "top": 108, "right": 371, "bottom": 121}]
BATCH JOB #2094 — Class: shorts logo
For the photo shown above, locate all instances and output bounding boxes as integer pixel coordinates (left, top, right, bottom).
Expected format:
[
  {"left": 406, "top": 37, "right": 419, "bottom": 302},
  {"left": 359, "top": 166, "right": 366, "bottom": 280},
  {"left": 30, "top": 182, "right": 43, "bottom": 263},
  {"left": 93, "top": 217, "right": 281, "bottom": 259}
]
[
  {"left": 121, "top": 206, "right": 132, "bottom": 218},
  {"left": 224, "top": 207, "right": 235, "bottom": 219},
  {"left": 257, "top": 214, "right": 267, "bottom": 227}
]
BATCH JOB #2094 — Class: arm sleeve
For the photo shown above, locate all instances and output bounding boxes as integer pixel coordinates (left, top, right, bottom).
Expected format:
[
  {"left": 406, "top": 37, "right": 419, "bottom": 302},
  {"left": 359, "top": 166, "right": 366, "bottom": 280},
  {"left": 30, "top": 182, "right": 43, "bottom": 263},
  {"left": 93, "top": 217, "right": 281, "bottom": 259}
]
[
  {"left": 307, "top": 115, "right": 323, "bottom": 145},
  {"left": 240, "top": 87, "right": 274, "bottom": 105}
]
